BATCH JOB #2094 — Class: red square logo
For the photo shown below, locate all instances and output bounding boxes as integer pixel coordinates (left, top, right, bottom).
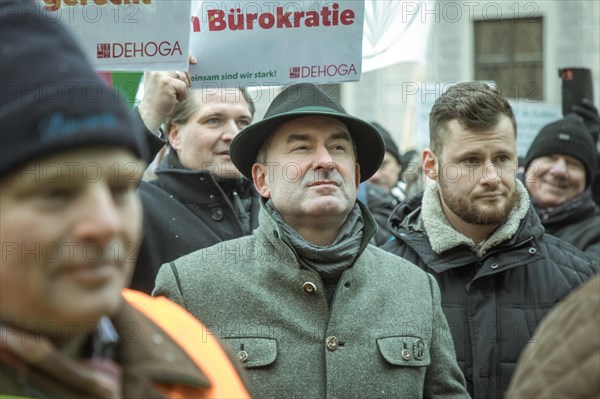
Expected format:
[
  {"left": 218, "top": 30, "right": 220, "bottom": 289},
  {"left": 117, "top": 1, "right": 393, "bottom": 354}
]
[
  {"left": 97, "top": 44, "right": 111, "bottom": 59},
  {"left": 289, "top": 66, "right": 300, "bottom": 79}
]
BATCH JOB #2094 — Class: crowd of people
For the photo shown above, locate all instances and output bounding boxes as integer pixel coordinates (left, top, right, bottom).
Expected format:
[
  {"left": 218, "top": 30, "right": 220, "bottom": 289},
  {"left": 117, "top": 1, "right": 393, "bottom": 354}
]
[{"left": 1, "top": 1, "right": 599, "bottom": 398}]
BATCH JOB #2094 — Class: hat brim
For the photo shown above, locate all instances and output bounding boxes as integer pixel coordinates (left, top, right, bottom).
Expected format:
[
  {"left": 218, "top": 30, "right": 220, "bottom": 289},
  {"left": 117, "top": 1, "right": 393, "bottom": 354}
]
[{"left": 230, "top": 107, "right": 385, "bottom": 183}]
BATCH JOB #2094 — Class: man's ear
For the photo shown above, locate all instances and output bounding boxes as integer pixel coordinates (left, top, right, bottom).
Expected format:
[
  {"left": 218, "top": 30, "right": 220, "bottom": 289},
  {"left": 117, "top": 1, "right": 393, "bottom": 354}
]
[
  {"left": 422, "top": 148, "right": 438, "bottom": 181},
  {"left": 167, "top": 125, "right": 181, "bottom": 150},
  {"left": 252, "top": 163, "right": 271, "bottom": 198},
  {"left": 355, "top": 162, "right": 361, "bottom": 190}
]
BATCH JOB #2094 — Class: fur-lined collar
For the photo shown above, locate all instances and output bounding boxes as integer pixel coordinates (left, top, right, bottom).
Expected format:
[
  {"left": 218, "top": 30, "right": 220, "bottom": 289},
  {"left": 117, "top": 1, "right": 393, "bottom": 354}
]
[{"left": 421, "top": 180, "right": 530, "bottom": 258}]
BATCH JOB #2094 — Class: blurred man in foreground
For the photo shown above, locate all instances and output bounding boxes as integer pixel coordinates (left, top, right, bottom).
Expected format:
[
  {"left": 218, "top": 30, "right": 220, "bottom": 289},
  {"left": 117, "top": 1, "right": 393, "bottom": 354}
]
[{"left": 0, "top": 2, "right": 249, "bottom": 397}]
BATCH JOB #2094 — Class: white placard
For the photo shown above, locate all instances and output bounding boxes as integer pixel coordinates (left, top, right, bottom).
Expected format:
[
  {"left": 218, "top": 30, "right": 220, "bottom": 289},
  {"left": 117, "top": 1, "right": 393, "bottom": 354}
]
[
  {"left": 37, "top": 0, "right": 190, "bottom": 71},
  {"left": 188, "top": 0, "right": 365, "bottom": 88}
]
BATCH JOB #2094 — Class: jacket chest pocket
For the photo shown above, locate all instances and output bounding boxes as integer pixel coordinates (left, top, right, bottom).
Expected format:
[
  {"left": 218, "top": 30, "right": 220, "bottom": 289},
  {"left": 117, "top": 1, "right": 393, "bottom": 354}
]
[
  {"left": 377, "top": 336, "right": 431, "bottom": 367},
  {"left": 224, "top": 337, "right": 277, "bottom": 368}
]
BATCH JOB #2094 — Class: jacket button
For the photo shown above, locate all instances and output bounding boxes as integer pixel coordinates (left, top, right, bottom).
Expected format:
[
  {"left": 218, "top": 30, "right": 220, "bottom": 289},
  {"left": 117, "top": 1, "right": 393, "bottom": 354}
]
[
  {"left": 152, "top": 334, "right": 164, "bottom": 345},
  {"left": 466, "top": 367, "right": 473, "bottom": 381},
  {"left": 529, "top": 247, "right": 537, "bottom": 255},
  {"left": 303, "top": 282, "right": 317, "bottom": 293},
  {"left": 210, "top": 208, "right": 224, "bottom": 221},
  {"left": 326, "top": 336, "right": 339, "bottom": 351},
  {"left": 490, "top": 263, "right": 499, "bottom": 269},
  {"left": 401, "top": 348, "right": 412, "bottom": 360},
  {"left": 237, "top": 350, "right": 248, "bottom": 363}
]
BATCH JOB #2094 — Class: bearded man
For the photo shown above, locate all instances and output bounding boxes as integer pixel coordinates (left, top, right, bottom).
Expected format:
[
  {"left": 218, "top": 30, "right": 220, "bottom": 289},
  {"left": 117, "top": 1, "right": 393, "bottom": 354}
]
[{"left": 382, "top": 82, "right": 598, "bottom": 399}]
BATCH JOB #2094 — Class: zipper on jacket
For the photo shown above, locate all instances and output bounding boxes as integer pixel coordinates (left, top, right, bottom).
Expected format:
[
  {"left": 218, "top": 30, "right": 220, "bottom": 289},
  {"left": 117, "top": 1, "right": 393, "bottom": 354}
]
[
  {"left": 465, "top": 262, "right": 483, "bottom": 293},
  {"left": 231, "top": 190, "right": 244, "bottom": 215},
  {"left": 231, "top": 190, "right": 251, "bottom": 235}
]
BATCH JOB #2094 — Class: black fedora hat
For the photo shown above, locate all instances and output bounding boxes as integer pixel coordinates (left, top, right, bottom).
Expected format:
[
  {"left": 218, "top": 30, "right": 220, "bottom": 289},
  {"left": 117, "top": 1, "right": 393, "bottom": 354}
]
[{"left": 230, "top": 83, "right": 384, "bottom": 182}]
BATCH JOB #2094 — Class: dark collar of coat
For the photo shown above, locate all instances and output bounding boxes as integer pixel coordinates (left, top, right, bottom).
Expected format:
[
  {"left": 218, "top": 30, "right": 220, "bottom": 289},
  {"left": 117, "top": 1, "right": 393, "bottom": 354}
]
[{"left": 150, "top": 150, "right": 257, "bottom": 204}]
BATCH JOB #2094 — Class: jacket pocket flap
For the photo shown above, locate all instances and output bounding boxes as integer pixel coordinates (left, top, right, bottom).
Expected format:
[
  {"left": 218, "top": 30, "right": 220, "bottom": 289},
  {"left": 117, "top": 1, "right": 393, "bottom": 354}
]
[
  {"left": 377, "top": 336, "right": 431, "bottom": 366},
  {"left": 224, "top": 337, "right": 277, "bottom": 368}
]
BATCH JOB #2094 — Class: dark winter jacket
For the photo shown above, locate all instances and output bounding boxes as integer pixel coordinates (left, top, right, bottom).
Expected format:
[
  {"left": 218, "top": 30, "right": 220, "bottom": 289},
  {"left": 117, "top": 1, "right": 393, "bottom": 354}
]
[
  {"left": 382, "top": 181, "right": 598, "bottom": 399},
  {"left": 131, "top": 150, "right": 260, "bottom": 293},
  {"left": 540, "top": 197, "right": 600, "bottom": 262}
]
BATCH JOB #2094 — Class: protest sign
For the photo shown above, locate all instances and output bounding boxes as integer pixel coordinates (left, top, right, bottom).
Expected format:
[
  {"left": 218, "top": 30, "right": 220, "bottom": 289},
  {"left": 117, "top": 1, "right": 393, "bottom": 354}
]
[
  {"left": 36, "top": 0, "right": 190, "bottom": 71},
  {"left": 188, "top": 0, "right": 365, "bottom": 87}
]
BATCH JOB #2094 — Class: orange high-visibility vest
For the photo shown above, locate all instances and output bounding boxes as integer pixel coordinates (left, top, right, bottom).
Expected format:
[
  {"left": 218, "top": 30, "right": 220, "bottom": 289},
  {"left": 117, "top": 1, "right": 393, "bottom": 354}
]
[{"left": 122, "top": 289, "right": 251, "bottom": 399}]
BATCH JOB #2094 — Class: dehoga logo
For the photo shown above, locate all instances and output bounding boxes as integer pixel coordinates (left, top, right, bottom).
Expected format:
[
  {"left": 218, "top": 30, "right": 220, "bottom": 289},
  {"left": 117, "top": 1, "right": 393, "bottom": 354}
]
[{"left": 96, "top": 41, "right": 182, "bottom": 58}]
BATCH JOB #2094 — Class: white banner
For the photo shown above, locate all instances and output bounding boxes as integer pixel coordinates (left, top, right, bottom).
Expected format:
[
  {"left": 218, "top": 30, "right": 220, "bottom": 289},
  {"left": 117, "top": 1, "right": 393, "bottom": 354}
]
[
  {"left": 37, "top": 0, "right": 190, "bottom": 71},
  {"left": 363, "top": 0, "right": 433, "bottom": 72},
  {"left": 188, "top": 0, "right": 365, "bottom": 88}
]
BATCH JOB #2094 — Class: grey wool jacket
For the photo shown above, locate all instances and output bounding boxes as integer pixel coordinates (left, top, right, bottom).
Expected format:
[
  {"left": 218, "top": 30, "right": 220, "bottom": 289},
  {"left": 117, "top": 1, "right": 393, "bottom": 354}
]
[{"left": 153, "top": 201, "right": 469, "bottom": 399}]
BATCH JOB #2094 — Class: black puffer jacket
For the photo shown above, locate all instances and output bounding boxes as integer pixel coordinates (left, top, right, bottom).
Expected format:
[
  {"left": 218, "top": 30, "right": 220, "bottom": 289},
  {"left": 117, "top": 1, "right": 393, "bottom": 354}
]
[
  {"left": 540, "top": 197, "right": 600, "bottom": 262},
  {"left": 382, "top": 187, "right": 598, "bottom": 399},
  {"left": 131, "top": 151, "right": 260, "bottom": 293}
]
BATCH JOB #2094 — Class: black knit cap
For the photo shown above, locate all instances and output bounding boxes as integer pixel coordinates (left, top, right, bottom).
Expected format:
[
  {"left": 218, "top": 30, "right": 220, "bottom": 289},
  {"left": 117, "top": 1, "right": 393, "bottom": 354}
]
[
  {"left": 0, "top": 1, "right": 148, "bottom": 177},
  {"left": 230, "top": 83, "right": 385, "bottom": 182},
  {"left": 369, "top": 122, "right": 402, "bottom": 165},
  {"left": 525, "top": 113, "right": 597, "bottom": 187}
]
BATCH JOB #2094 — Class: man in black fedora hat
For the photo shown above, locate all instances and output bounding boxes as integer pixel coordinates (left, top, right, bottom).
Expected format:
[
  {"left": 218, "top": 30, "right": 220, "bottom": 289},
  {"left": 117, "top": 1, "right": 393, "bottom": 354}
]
[{"left": 154, "top": 83, "right": 468, "bottom": 398}]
